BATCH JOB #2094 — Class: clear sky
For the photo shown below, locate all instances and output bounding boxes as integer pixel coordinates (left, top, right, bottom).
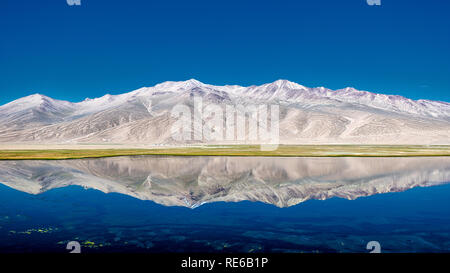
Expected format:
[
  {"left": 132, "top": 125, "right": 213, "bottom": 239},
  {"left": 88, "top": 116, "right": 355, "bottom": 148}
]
[{"left": 1, "top": 0, "right": 449, "bottom": 105}]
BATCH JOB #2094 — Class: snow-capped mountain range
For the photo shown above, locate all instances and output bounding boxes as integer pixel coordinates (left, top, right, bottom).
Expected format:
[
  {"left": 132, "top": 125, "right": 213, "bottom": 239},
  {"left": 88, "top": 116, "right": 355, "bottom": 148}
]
[{"left": 0, "top": 79, "right": 449, "bottom": 144}]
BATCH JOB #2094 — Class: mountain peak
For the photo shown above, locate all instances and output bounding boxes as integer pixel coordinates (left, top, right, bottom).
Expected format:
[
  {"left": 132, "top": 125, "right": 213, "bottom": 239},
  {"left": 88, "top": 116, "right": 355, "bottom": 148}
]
[
  {"left": 0, "top": 93, "right": 77, "bottom": 117},
  {"left": 153, "top": 79, "right": 206, "bottom": 91},
  {"left": 270, "top": 79, "right": 307, "bottom": 90},
  {"left": 25, "top": 93, "right": 48, "bottom": 100},
  {"left": 9, "top": 93, "right": 51, "bottom": 106},
  {"left": 185, "top": 78, "right": 203, "bottom": 85},
  {"left": 28, "top": 93, "right": 45, "bottom": 97},
  {"left": 177, "top": 78, "right": 205, "bottom": 88}
]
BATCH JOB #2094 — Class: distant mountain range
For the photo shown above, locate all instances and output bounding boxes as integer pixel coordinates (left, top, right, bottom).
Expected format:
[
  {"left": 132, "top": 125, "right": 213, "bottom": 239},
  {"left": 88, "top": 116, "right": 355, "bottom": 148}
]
[
  {"left": 1, "top": 79, "right": 449, "bottom": 144},
  {"left": 1, "top": 156, "right": 449, "bottom": 208}
]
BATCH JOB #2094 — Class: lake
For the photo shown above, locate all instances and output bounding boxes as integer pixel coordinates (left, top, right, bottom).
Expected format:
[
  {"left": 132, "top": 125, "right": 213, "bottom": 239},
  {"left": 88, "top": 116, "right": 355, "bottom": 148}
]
[{"left": 0, "top": 156, "right": 449, "bottom": 253}]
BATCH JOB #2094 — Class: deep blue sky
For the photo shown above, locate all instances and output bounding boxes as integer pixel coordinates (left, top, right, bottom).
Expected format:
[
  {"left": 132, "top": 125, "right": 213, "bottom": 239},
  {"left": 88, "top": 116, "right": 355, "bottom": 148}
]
[{"left": 1, "top": 0, "right": 449, "bottom": 105}]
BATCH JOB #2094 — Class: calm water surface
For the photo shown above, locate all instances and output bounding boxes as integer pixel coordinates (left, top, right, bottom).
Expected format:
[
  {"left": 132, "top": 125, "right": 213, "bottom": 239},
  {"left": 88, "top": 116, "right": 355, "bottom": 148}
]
[{"left": 0, "top": 156, "right": 449, "bottom": 253}]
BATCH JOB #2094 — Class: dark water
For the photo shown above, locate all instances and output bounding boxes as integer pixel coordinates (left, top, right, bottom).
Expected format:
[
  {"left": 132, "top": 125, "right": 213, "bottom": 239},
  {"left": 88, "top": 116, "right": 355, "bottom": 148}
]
[{"left": 0, "top": 156, "right": 449, "bottom": 253}]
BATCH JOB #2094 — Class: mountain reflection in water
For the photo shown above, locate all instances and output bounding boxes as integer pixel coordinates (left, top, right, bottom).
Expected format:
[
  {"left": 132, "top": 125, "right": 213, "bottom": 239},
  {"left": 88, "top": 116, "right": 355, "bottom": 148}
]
[
  {"left": 1, "top": 156, "right": 450, "bottom": 253},
  {"left": 0, "top": 156, "right": 449, "bottom": 208}
]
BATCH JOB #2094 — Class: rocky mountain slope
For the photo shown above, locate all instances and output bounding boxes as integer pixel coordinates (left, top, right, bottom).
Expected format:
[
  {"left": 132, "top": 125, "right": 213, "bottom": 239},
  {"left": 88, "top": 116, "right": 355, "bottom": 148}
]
[{"left": 0, "top": 79, "right": 449, "bottom": 144}]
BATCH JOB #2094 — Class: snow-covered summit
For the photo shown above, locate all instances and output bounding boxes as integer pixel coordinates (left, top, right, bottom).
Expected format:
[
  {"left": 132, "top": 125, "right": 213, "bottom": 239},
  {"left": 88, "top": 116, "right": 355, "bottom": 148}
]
[{"left": 0, "top": 93, "right": 74, "bottom": 114}]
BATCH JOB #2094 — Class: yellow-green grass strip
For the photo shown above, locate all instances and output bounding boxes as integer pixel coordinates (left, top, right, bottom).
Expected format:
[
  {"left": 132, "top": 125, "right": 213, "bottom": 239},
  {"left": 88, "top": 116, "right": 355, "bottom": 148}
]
[{"left": 0, "top": 145, "right": 449, "bottom": 160}]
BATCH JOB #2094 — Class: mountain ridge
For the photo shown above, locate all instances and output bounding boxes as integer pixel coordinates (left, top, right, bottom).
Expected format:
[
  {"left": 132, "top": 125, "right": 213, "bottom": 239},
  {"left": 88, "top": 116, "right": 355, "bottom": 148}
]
[
  {"left": 3, "top": 79, "right": 448, "bottom": 107},
  {"left": 1, "top": 79, "right": 449, "bottom": 145}
]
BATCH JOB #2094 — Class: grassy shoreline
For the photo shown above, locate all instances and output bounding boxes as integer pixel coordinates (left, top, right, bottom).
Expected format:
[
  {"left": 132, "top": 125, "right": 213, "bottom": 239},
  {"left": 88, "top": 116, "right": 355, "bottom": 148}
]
[{"left": 0, "top": 145, "right": 449, "bottom": 160}]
